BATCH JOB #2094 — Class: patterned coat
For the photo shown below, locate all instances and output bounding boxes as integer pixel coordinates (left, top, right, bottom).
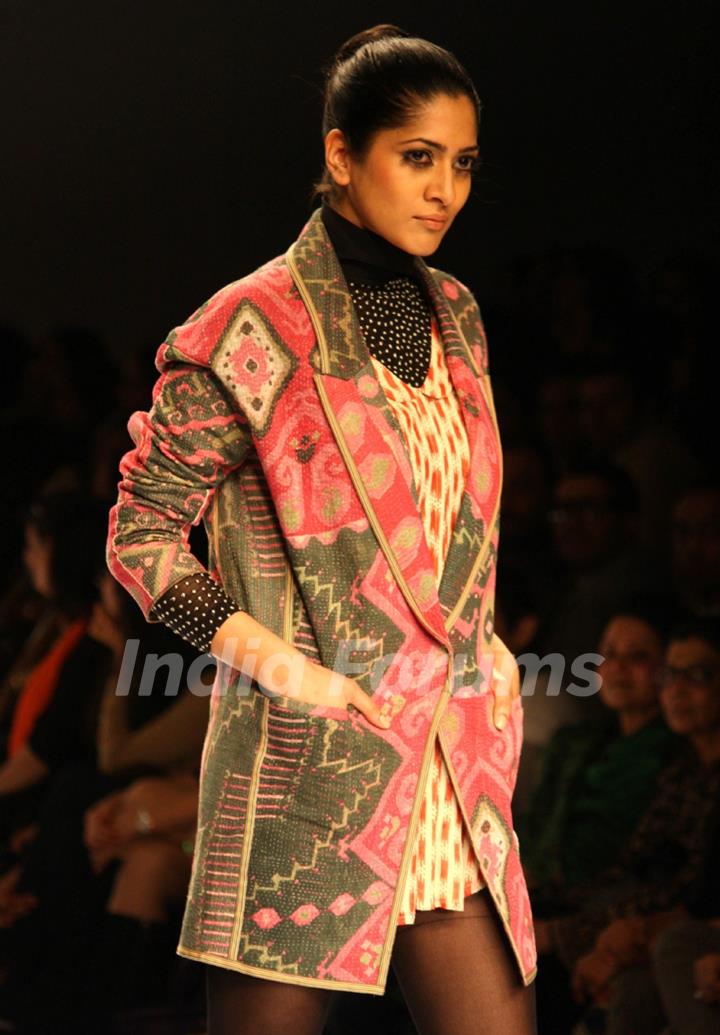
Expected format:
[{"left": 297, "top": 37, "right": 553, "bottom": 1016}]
[{"left": 107, "top": 207, "right": 537, "bottom": 993}]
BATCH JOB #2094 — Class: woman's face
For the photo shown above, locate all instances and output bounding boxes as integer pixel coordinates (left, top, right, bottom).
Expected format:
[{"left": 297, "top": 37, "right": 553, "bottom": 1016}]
[
  {"left": 326, "top": 92, "right": 478, "bottom": 256},
  {"left": 98, "top": 570, "right": 124, "bottom": 621},
  {"left": 597, "top": 616, "right": 664, "bottom": 714},
  {"left": 660, "top": 637, "right": 720, "bottom": 738},
  {"left": 87, "top": 570, "right": 127, "bottom": 652},
  {"left": 23, "top": 524, "right": 54, "bottom": 598}
]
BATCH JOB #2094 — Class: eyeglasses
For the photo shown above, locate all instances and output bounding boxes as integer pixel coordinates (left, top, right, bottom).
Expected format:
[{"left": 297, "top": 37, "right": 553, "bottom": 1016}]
[{"left": 659, "top": 664, "right": 720, "bottom": 688}]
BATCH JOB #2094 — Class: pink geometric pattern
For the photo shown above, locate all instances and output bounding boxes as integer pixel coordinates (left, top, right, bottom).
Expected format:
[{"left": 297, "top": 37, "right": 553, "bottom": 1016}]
[
  {"left": 251, "top": 908, "right": 282, "bottom": 930},
  {"left": 290, "top": 904, "right": 321, "bottom": 927},
  {"left": 361, "top": 882, "right": 393, "bottom": 907},
  {"left": 329, "top": 894, "right": 357, "bottom": 917}
]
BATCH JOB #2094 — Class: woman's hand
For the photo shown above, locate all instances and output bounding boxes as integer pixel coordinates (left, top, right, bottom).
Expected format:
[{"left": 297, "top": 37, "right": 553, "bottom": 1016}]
[
  {"left": 211, "top": 610, "right": 391, "bottom": 730},
  {"left": 9, "top": 823, "right": 38, "bottom": 856},
  {"left": 571, "top": 919, "right": 648, "bottom": 1005},
  {"left": 84, "top": 777, "right": 199, "bottom": 872},
  {"left": 119, "top": 774, "right": 199, "bottom": 836},
  {"left": 0, "top": 864, "right": 38, "bottom": 928},
  {"left": 571, "top": 949, "right": 617, "bottom": 1005},
  {"left": 491, "top": 634, "right": 521, "bottom": 730},
  {"left": 694, "top": 953, "right": 720, "bottom": 1003},
  {"left": 265, "top": 653, "right": 391, "bottom": 730},
  {"left": 595, "top": 917, "right": 648, "bottom": 967},
  {"left": 83, "top": 792, "right": 126, "bottom": 871}
]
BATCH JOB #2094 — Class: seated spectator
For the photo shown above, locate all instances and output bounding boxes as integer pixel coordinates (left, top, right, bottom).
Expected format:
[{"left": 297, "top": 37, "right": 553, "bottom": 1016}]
[
  {"left": 536, "top": 461, "right": 663, "bottom": 729},
  {"left": 590, "top": 796, "right": 720, "bottom": 1035},
  {"left": 90, "top": 571, "right": 210, "bottom": 778},
  {"left": 76, "top": 575, "right": 211, "bottom": 1021},
  {"left": 494, "top": 564, "right": 542, "bottom": 659},
  {"left": 0, "top": 575, "right": 210, "bottom": 1033},
  {"left": 11, "top": 325, "right": 119, "bottom": 495},
  {"left": 520, "top": 605, "right": 678, "bottom": 902},
  {"left": 575, "top": 361, "right": 704, "bottom": 552},
  {"left": 650, "top": 252, "right": 714, "bottom": 468},
  {"left": 533, "top": 618, "right": 720, "bottom": 1034},
  {"left": 499, "top": 442, "right": 555, "bottom": 608},
  {"left": 567, "top": 618, "right": 720, "bottom": 1035},
  {"left": 537, "top": 366, "right": 582, "bottom": 473},
  {"left": 0, "top": 491, "right": 111, "bottom": 843},
  {"left": 83, "top": 771, "right": 201, "bottom": 1021},
  {"left": 672, "top": 482, "right": 720, "bottom": 620}
]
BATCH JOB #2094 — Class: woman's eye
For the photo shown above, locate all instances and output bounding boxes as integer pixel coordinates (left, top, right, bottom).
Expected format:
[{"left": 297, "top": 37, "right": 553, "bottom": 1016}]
[
  {"left": 403, "top": 149, "right": 433, "bottom": 166},
  {"left": 456, "top": 155, "right": 479, "bottom": 173}
]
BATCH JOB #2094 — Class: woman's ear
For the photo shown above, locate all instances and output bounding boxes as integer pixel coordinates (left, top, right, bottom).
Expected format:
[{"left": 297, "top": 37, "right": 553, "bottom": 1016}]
[{"left": 324, "top": 128, "right": 352, "bottom": 188}]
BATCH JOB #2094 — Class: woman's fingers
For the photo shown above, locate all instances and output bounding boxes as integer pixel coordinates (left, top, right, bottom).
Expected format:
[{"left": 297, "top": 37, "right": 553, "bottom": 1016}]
[
  {"left": 492, "top": 672, "right": 512, "bottom": 730},
  {"left": 345, "top": 682, "right": 391, "bottom": 729},
  {"left": 265, "top": 654, "right": 392, "bottom": 728},
  {"left": 491, "top": 639, "right": 520, "bottom": 730}
]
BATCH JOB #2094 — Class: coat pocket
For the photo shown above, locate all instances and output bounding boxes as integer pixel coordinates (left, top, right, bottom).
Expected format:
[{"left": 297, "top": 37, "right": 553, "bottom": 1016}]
[{"left": 262, "top": 688, "right": 351, "bottom": 722}]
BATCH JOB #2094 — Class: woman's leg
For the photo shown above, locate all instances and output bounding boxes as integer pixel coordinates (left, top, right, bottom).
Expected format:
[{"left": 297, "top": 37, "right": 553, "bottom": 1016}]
[
  {"left": 206, "top": 965, "right": 336, "bottom": 1035},
  {"left": 391, "top": 888, "right": 537, "bottom": 1035}
]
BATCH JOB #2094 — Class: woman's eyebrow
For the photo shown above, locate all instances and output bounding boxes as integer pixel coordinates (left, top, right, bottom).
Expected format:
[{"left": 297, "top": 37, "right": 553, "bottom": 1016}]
[{"left": 398, "top": 137, "right": 479, "bottom": 154}]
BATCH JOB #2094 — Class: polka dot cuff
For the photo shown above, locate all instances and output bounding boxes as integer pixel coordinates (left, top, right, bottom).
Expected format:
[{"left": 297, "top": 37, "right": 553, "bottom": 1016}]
[
  {"left": 149, "top": 573, "right": 243, "bottom": 655},
  {"left": 348, "top": 276, "right": 432, "bottom": 387}
]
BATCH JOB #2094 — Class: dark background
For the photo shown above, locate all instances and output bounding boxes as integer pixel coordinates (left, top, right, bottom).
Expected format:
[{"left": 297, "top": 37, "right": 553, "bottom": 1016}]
[{"left": 2, "top": 0, "right": 717, "bottom": 354}]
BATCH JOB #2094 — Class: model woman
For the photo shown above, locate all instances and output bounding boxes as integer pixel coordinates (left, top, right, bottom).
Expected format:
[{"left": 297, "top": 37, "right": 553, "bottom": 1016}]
[{"left": 107, "top": 25, "right": 537, "bottom": 1034}]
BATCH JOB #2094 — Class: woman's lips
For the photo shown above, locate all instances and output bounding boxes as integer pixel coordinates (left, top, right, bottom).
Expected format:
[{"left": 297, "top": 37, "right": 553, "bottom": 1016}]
[{"left": 415, "top": 215, "right": 448, "bottom": 230}]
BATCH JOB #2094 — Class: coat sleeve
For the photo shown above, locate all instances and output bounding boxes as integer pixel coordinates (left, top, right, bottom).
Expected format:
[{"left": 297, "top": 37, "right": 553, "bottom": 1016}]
[{"left": 107, "top": 355, "right": 252, "bottom": 622}]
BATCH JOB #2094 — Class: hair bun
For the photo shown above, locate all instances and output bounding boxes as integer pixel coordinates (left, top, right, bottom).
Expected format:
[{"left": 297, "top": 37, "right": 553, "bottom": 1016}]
[{"left": 332, "top": 24, "right": 410, "bottom": 67}]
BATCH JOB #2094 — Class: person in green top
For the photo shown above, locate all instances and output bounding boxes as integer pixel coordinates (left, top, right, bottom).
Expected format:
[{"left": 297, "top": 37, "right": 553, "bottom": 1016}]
[{"left": 519, "top": 604, "right": 679, "bottom": 911}]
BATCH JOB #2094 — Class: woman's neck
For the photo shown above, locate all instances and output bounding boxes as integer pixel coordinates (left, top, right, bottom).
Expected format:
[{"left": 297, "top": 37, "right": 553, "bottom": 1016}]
[
  {"left": 689, "top": 728, "right": 720, "bottom": 768},
  {"left": 320, "top": 202, "right": 417, "bottom": 282},
  {"left": 617, "top": 705, "right": 659, "bottom": 737}
]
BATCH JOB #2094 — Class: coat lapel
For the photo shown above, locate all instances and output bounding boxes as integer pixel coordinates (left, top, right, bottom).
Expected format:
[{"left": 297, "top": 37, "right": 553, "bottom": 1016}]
[
  {"left": 286, "top": 209, "right": 502, "bottom": 647},
  {"left": 414, "top": 264, "right": 503, "bottom": 634}
]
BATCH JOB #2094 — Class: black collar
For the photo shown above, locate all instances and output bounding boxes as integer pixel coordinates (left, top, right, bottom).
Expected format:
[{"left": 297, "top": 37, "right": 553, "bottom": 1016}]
[{"left": 321, "top": 202, "right": 418, "bottom": 285}]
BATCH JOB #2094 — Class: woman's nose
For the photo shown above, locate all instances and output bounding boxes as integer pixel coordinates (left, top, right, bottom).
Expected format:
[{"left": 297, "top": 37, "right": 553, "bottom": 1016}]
[{"left": 426, "top": 162, "right": 455, "bottom": 206}]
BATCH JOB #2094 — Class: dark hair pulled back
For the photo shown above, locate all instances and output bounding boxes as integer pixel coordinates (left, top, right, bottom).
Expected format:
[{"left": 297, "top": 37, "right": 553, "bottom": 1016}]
[
  {"left": 25, "top": 490, "right": 109, "bottom": 617},
  {"left": 315, "top": 24, "right": 481, "bottom": 200}
]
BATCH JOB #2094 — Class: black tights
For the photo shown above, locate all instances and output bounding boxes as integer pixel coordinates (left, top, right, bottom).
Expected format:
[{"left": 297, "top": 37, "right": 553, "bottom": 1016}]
[{"left": 206, "top": 890, "right": 536, "bottom": 1035}]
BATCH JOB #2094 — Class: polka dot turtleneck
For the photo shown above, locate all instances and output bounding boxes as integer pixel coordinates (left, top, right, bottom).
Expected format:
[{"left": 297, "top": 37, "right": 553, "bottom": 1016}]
[
  {"left": 148, "top": 204, "right": 437, "bottom": 653},
  {"left": 346, "top": 276, "right": 431, "bottom": 387}
]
